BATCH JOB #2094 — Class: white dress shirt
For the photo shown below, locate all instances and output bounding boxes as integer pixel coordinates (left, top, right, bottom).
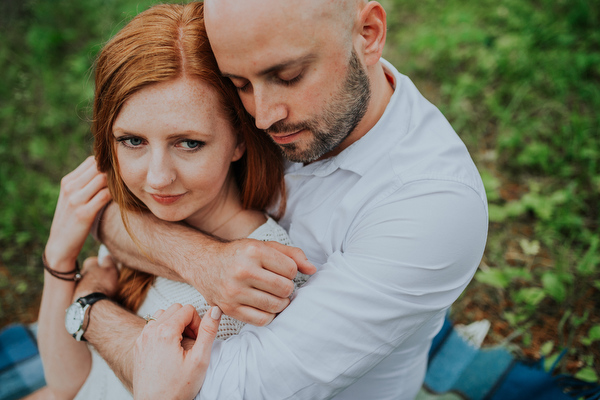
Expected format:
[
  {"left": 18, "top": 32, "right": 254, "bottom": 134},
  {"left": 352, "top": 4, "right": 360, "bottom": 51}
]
[{"left": 198, "top": 59, "right": 488, "bottom": 400}]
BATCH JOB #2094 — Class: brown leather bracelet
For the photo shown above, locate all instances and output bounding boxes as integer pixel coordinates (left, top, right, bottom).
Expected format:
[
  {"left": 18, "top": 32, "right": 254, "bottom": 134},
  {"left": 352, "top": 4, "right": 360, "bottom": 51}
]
[{"left": 42, "top": 252, "right": 82, "bottom": 281}]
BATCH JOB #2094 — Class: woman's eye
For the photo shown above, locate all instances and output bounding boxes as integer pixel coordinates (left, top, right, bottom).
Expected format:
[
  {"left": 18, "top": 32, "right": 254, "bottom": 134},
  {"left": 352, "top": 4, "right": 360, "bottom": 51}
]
[
  {"left": 179, "top": 140, "right": 204, "bottom": 150},
  {"left": 117, "top": 136, "right": 145, "bottom": 148}
]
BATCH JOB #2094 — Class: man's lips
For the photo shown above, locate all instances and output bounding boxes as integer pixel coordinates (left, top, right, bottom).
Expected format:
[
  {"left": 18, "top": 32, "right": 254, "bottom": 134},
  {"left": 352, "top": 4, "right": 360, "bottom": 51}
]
[
  {"left": 150, "top": 193, "right": 185, "bottom": 205},
  {"left": 270, "top": 129, "right": 303, "bottom": 145}
]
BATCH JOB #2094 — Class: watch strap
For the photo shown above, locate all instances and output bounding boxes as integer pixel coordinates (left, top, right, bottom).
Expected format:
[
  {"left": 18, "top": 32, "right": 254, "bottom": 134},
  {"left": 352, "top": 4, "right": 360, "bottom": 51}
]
[
  {"left": 76, "top": 292, "right": 109, "bottom": 341},
  {"left": 77, "top": 292, "right": 109, "bottom": 307}
]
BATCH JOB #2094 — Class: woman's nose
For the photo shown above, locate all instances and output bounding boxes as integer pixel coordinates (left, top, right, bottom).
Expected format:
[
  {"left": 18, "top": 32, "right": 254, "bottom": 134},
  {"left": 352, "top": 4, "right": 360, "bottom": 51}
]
[{"left": 146, "top": 152, "right": 176, "bottom": 190}]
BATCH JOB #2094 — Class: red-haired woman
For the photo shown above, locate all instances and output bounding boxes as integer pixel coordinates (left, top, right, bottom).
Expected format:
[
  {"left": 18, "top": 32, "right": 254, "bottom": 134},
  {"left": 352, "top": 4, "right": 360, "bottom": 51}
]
[{"left": 37, "top": 3, "right": 305, "bottom": 399}]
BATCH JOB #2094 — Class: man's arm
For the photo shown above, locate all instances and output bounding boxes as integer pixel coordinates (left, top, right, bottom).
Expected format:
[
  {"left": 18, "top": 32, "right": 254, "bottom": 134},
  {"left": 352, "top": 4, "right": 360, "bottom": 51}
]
[
  {"left": 196, "top": 182, "right": 488, "bottom": 399},
  {"left": 98, "top": 202, "right": 316, "bottom": 324},
  {"left": 71, "top": 256, "right": 143, "bottom": 392},
  {"left": 123, "top": 181, "right": 488, "bottom": 399},
  {"left": 75, "top": 258, "right": 220, "bottom": 394}
]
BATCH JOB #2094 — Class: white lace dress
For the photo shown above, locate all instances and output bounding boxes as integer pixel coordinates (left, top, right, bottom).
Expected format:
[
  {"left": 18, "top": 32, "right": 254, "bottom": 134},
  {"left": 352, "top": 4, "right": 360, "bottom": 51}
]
[{"left": 74, "top": 217, "right": 308, "bottom": 400}]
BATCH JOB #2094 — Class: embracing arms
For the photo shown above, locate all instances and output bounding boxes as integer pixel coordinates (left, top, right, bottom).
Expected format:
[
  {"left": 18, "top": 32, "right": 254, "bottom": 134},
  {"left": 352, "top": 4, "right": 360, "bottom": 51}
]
[
  {"left": 98, "top": 201, "right": 316, "bottom": 325},
  {"left": 88, "top": 180, "right": 488, "bottom": 398}
]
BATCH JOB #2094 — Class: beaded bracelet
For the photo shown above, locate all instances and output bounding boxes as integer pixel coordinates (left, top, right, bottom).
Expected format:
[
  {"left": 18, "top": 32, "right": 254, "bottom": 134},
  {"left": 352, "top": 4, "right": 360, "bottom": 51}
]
[{"left": 42, "top": 252, "right": 82, "bottom": 281}]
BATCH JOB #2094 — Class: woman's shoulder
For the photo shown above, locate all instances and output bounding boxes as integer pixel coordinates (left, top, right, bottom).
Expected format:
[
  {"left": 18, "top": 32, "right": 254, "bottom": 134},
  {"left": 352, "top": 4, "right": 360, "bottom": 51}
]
[{"left": 246, "top": 216, "right": 292, "bottom": 246}]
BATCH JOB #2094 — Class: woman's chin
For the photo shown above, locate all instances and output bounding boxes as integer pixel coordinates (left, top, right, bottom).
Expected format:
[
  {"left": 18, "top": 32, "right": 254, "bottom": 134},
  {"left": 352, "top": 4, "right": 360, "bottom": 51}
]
[{"left": 149, "top": 208, "right": 187, "bottom": 223}]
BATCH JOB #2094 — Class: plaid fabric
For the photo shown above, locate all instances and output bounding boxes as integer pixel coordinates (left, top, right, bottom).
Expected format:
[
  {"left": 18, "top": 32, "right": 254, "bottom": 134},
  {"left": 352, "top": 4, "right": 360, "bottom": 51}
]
[{"left": 0, "top": 324, "right": 45, "bottom": 400}]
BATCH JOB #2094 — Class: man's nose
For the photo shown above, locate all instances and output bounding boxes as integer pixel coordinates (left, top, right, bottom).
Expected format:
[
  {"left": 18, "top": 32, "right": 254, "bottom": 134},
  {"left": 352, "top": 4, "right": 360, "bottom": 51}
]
[{"left": 252, "top": 89, "right": 287, "bottom": 131}]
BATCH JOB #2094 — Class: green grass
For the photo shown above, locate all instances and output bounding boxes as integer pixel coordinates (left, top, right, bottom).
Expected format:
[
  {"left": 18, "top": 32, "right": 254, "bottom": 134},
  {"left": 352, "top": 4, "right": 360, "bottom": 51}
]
[
  {"left": 1, "top": 0, "right": 598, "bottom": 381},
  {"left": 385, "top": 0, "right": 599, "bottom": 380}
]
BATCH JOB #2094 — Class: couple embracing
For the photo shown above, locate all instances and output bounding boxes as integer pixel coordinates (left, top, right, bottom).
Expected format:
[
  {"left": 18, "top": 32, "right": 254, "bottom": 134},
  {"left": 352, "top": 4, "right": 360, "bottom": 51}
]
[{"left": 39, "top": 1, "right": 488, "bottom": 399}]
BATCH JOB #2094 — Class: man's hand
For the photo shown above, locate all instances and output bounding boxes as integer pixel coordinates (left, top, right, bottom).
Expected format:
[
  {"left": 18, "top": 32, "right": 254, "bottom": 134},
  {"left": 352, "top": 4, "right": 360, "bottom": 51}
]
[
  {"left": 98, "top": 201, "right": 317, "bottom": 326},
  {"left": 132, "top": 304, "right": 222, "bottom": 400},
  {"left": 187, "top": 239, "right": 316, "bottom": 326},
  {"left": 73, "top": 256, "right": 119, "bottom": 301}
]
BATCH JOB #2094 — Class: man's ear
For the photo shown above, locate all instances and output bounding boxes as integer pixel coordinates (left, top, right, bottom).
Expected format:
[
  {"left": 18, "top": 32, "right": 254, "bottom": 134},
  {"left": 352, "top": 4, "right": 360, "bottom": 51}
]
[
  {"left": 231, "top": 138, "right": 246, "bottom": 162},
  {"left": 357, "top": 2, "right": 387, "bottom": 66}
]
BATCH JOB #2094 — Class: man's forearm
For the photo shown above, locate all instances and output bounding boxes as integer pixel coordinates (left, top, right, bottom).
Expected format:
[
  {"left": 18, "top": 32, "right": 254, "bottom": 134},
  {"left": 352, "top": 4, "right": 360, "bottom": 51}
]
[
  {"left": 96, "top": 202, "right": 312, "bottom": 325},
  {"left": 98, "top": 202, "right": 218, "bottom": 282},
  {"left": 84, "top": 299, "right": 145, "bottom": 391}
]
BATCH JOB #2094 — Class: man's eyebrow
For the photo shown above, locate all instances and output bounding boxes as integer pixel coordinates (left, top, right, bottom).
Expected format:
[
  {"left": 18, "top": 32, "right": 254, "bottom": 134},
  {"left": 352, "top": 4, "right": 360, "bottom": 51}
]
[{"left": 221, "top": 54, "right": 317, "bottom": 79}]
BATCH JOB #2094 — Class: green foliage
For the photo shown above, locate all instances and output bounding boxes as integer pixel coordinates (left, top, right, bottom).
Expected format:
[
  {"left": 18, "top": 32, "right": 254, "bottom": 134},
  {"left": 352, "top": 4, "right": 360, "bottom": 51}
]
[
  {"left": 388, "top": 0, "right": 599, "bottom": 379},
  {"left": 581, "top": 325, "right": 600, "bottom": 347}
]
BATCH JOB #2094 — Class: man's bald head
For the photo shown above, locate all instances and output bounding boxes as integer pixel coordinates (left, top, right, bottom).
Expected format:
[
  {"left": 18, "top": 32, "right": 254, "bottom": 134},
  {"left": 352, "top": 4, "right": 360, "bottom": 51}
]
[
  {"left": 204, "top": 0, "right": 365, "bottom": 46},
  {"left": 203, "top": 0, "right": 389, "bottom": 162}
]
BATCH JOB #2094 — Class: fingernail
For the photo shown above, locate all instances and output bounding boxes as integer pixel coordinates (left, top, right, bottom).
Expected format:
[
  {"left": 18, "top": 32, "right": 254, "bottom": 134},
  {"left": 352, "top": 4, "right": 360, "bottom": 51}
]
[{"left": 210, "top": 306, "right": 222, "bottom": 320}]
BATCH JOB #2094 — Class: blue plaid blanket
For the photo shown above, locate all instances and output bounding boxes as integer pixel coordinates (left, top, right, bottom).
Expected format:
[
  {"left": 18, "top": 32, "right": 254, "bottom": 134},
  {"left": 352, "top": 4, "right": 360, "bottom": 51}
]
[
  {"left": 417, "top": 318, "right": 600, "bottom": 400},
  {"left": 0, "top": 324, "right": 45, "bottom": 400},
  {"left": 1, "top": 319, "right": 598, "bottom": 400}
]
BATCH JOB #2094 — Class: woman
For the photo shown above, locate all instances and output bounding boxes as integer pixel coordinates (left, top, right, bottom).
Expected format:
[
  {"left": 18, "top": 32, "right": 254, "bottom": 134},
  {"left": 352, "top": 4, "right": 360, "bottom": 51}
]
[{"left": 37, "top": 3, "right": 305, "bottom": 399}]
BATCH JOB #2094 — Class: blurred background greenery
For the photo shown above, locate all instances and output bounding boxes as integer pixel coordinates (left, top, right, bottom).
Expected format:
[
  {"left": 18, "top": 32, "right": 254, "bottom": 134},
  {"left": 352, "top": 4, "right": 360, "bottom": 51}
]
[{"left": 0, "top": 0, "right": 598, "bottom": 382}]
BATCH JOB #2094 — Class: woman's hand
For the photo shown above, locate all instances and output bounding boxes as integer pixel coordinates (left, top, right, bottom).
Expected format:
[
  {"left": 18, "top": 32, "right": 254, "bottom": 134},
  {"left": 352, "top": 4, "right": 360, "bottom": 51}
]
[
  {"left": 133, "top": 304, "right": 222, "bottom": 400},
  {"left": 44, "top": 156, "right": 111, "bottom": 271}
]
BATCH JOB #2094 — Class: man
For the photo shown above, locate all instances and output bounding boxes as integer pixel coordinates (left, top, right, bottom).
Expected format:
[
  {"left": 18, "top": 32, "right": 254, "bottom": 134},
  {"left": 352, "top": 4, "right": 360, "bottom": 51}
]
[{"left": 76, "top": 0, "right": 488, "bottom": 398}]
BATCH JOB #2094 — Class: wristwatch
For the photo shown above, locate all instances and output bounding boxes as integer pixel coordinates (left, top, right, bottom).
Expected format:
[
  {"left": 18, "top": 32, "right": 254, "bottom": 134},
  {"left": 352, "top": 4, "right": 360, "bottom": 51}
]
[{"left": 65, "top": 292, "right": 108, "bottom": 341}]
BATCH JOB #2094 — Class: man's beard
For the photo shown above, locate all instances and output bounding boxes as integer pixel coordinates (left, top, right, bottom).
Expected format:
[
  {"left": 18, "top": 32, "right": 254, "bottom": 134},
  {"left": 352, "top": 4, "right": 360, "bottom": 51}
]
[{"left": 266, "top": 50, "right": 371, "bottom": 163}]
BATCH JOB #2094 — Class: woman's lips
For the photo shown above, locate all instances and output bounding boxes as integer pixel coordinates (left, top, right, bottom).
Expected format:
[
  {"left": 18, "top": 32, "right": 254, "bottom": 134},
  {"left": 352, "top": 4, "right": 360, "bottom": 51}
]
[
  {"left": 270, "top": 129, "right": 303, "bottom": 145},
  {"left": 151, "top": 193, "right": 184, "bottom": 205}
]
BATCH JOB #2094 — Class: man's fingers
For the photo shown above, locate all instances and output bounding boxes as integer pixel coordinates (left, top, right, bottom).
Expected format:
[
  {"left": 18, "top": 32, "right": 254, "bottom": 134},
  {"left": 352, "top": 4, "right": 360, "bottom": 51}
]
[
  {"left": 230, "top": 305, "right": 277, "bottom": 327},
  {"left": 250, "top": 268, "right": 296, "bottom": 298},
  {"left": 98, "top": 253, "right": 114, "bottom": 268},
  {"left": 81, "top": 256, "right": 100, "bottom": 273},
  {"left": 240, "top": 282, "right": 291, "bottom": 314},
  {"left": 264, "top": 241, "right": 317, "bottom": 275}
]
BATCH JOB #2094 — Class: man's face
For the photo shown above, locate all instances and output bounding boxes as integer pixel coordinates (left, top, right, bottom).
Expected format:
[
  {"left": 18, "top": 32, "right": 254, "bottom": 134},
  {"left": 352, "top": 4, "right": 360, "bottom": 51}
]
[
  {"left": 205, "top": 0, "right": 371, "bottom": 163},
  {"left": 265, "top": 50, "right": 370, "bottom": 163}
]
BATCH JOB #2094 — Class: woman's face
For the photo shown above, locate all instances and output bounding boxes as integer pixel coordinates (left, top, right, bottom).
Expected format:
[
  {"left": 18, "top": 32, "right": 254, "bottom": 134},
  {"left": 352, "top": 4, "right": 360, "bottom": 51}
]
[{"left": 112, "top": 76, "right": 245, "bottom": 228}]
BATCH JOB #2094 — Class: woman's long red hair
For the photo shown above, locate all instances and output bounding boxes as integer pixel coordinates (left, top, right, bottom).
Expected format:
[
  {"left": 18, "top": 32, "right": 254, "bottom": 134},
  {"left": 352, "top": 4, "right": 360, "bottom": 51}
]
[{"left": 92, "top": 2, "right": 286, "bottom": 311}]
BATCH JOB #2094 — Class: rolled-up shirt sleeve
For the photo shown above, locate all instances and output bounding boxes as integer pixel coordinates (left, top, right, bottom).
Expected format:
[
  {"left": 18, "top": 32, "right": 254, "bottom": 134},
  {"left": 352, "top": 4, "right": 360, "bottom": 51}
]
[{"left": 197, "top": 180, "right": 488, "bottom": 399}]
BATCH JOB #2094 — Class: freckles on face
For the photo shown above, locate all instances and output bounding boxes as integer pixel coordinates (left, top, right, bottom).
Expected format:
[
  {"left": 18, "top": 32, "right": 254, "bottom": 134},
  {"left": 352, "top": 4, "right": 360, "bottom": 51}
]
[{"left": 111, "top": 76, "right": 242, "bottom": 223}]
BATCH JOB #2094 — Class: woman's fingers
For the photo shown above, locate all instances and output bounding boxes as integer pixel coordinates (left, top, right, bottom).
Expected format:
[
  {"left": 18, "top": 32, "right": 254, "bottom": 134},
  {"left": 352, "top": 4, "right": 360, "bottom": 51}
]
[
  {"left": 154, "top": 303, "right": 184, "bottom": 324},
  {"left": 163, "top": 305, "right": 200, "bottom": 336},
  {"left": 68, "top": 157, "right": 102, "bottom": 190},
  {"left": 61, "top": 156, "right": 95, "bottom": 182},
  {"left": 190, "top": 306, "right": 221, "bottom": 366},
  {"left": 73, "top": 172, "right": 108, "bottom": 203},
  {"left": 77, "top": 185, "right": 112, "bottom": 221}
]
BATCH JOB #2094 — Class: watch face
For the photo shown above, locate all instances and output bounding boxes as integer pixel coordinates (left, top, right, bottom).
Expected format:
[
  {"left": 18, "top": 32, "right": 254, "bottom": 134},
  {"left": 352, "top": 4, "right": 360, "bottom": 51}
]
[{"left": 65, "top": 302, "right": 84, "bottom": 335}]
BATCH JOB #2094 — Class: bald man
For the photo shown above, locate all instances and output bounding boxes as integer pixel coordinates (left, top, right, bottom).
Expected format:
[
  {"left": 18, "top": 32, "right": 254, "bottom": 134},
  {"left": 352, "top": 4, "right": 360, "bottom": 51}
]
[{"left": 80, "top": 1, "right": 488, "bottom": 399}]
